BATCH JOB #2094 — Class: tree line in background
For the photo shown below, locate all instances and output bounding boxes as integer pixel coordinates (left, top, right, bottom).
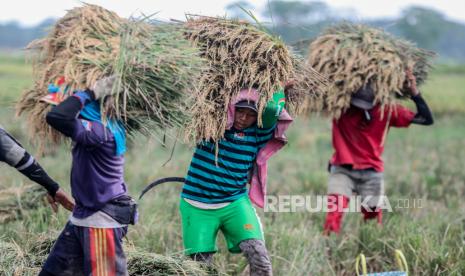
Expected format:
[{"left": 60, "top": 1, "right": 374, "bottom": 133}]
[
  {"left": 226, "top": 1, "right": 465, "bottom": 63},
  {"left": 1, "top": 1, "right": 465, "bottom": 63}
]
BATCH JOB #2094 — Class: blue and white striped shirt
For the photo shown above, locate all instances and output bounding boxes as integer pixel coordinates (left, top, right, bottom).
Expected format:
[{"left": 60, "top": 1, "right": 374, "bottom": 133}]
[{"left": 181, "top": 125, "right": 275, "bottom": 203}]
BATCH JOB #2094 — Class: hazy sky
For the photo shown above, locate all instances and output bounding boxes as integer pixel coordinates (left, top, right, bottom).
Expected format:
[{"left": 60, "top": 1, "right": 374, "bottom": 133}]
[{"left": 1, "top": 0, "right": 465, "bottom": 26}]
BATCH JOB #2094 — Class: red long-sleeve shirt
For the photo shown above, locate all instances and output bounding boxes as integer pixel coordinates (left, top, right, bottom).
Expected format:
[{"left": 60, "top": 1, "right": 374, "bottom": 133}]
[{"left": 330, "top": 104, "right": 415, "bottom": 172}]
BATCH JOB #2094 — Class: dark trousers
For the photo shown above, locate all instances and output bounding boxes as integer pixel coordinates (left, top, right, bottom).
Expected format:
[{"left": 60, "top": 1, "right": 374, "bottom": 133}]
[{"left": 40, "top": 221, "right": 128, "bottom": 276}]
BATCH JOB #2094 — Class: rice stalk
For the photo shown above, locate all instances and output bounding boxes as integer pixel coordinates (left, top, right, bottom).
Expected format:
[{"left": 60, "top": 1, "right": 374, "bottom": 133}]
[
  {"left": 0, "top": 235, "right": 212, "bottom": 275},
  {"left": 0, "top": 185, "right": 47, "bottom": 224},
  {"left": 307, "top": 23, "right": 435, "bottom": 118},
  {"left": 16, "top": 4, "right": 204, "bottom": 148},
  {"left": 183, "top": 16, "right": 327, "bottom": 143}
]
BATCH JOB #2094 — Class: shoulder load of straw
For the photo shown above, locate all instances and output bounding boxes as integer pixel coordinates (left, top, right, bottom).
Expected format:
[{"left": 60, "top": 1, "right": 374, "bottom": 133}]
[
  {"left": 16, "top": 4, "right": 203, "bottom": 148},
  {"left": 183, "top": 16, "right": 327, "bottom": 143},
  {"left": 307, "top": 23, "right": 435, "bottom": 118}
]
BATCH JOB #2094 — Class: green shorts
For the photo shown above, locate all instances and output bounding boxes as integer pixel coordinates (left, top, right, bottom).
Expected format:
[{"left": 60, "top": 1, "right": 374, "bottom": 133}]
[{"left": 180, "top": 195, "right": 264, "bottom": 255}]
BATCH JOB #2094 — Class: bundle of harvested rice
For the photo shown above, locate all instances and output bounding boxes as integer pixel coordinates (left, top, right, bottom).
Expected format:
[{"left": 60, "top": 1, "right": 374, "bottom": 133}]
[
  {"left": 112, "top": 22, "right": 203, "bottom": 136},
  {"left": 183, "top": 16, "right": 327, "bottom": 142},
  {"left": 0, "top": 185, "right": 47, "bottom": 224},
  {"left": 0, "top": 239, "right": 38, "bottom": 275},
  {"left": 127, "top": 250, "right": 211, "bottom": 276},
  {"left": 307, "top": 23, "right": 435, "bottom": 118},
  {"left": 16, "top": 4, "right": 203, "bottom": 148},
  {"left": 0, "top": 235, "right": 211, "bottom": 276},
  {"left": 0, "top": 233, "right": 65, "bottom": 275},
  {"left": 16, "top": 4, "right": 122, "bottom": 147}
]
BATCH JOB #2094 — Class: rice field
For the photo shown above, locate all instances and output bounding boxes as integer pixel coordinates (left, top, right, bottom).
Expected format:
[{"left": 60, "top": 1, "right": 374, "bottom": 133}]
[{"left": 1, "top": 54, "right": 465, "bottom": 275}]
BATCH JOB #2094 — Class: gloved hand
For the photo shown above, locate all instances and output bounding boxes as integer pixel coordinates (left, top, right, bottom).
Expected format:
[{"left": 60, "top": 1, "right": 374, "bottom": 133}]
[
  {"left": 261, "top": 88, "right": 286, "bottom": 129},
  {"left": 91, "top": 75, "right": 119, "bottom": 100}
]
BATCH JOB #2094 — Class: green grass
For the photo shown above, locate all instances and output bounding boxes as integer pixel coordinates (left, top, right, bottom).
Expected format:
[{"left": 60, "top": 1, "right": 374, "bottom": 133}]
[
  {"left": 421, "top": 74, "right": 465, "bottom": 115},
  {"left": 1, "top": 54, "right": 465, "bottom": 275},
  {"left": 0, "top": 54, "right": 32, "bottom": 107},
  {"left": 433, "top": 63, "right": 465, "bottom": 75}
]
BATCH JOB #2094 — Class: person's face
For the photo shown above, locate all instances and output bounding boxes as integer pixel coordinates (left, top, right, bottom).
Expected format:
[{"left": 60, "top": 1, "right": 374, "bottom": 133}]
[{"left": 234, "top": 107, "right": 257, "bottom": 130}]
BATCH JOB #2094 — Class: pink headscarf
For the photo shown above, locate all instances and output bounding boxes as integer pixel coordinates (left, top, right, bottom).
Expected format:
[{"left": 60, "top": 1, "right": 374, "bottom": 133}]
[{"left": 227, "top": 88, "right": 293, "bottom": 208}]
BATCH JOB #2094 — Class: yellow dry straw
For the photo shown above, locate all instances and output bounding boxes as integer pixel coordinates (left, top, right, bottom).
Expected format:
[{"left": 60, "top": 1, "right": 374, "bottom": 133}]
[
  {"left": 307, "top": 23, "right": 435, "bottom": 119},
  {"left": 0, "top": 235, "right": 211, "bottom": 275},
  {"left": 110, "top": 21, "right": 204, "bottom": 136},
  {"left": 16, "top": 5, "right": 123, "bottom": 150},
  {"left": 183, "top": 16, "right": 327, "bottom": 143},
  {"left": 16, "top": 4, "right": 204, "bottom": 150}
]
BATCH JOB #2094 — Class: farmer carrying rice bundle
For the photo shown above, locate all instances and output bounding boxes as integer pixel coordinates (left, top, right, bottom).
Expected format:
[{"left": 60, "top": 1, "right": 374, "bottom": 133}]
[
  {"left": 140, "top": 85, "right": 290, "bottom": 274},
  {"left": 16, "top": 4, "right": 204, "bottom": 150},
  {"left": 14, "top": 4, "right": 201, "bottom": 275},
  {"left": 306, "top": 23, "right": 434, "bottom": 234},
  {"left": 177, "top": 86, "right": 292, "bottom": 276},
  {"left": 38, "top": 78, "right": 137, "bottom": 275},
  {"left": 173, "top": 17, "right": 327, "bottom": 274},
  {"left": 138, "top": 16, "right": 324, "bottom": 275}
]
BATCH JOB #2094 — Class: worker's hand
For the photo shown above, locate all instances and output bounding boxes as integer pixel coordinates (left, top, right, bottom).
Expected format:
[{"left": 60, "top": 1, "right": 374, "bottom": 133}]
[
  {"left": 91, "top": 75, "right": 119, "bottom": 100},
  {"left": 46, "top": 188, "right": 75, "bottom": 212},
  {"left": 404, "top": 69, "right": 419, "bottom": 96}
]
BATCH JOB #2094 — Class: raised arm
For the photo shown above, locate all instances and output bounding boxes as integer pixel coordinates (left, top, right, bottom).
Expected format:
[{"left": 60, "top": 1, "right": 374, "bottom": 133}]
[{"left": 405, "top": 69, "right": 434, "bottom": 126}]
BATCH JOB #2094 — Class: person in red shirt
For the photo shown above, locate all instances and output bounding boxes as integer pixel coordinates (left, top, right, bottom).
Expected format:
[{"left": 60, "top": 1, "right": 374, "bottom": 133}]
[{"left": 323, "top": 69, "right": 434, "bottom": 235}]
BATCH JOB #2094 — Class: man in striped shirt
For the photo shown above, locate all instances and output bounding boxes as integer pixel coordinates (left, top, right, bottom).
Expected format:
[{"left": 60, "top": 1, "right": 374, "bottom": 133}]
[{"left": 180, "top": 90, "right": 286, "bottom": 276}]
